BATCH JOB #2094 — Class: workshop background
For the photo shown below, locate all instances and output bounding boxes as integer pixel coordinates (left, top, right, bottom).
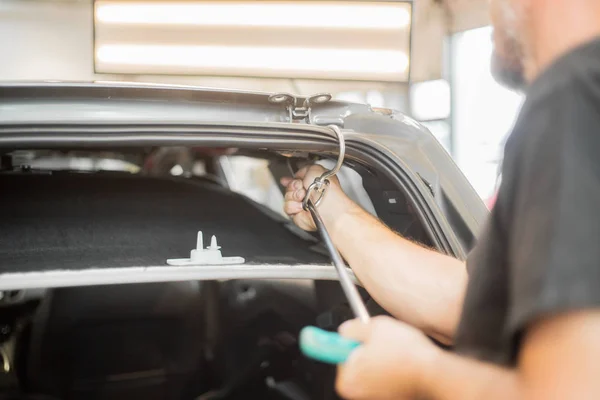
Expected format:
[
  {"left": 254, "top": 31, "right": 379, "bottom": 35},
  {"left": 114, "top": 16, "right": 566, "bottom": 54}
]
[{"left": 0, "top": 0, "right": 523, "bottom": 206}]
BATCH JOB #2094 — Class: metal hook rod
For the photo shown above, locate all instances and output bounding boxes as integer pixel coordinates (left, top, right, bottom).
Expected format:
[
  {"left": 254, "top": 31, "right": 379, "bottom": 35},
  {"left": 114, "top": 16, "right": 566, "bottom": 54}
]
[
  {"left": 307, "top": 200, "right": 370, "bottom": 323},
  {"left": 301, "top": 125, "right": 346, "bottom": 210},
  {"left": 318, "top": 125, "right": 346, "bottom": 182}
]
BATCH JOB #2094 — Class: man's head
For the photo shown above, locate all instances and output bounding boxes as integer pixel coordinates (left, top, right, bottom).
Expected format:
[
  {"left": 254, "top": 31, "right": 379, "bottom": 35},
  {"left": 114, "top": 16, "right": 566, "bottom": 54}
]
[
  {"left": 489, "top": 0, "right": 528, "bottom": 91},
  {"left": 489, "top": 0, "right": 600, "bottom": 91}
]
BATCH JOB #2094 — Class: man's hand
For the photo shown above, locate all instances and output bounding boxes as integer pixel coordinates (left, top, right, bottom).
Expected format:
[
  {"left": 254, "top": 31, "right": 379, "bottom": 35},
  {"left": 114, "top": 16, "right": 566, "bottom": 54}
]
[
  {"left": 335, "top": 316, "right": 440, "bottom": 400},
  {"left": 282, "top": 165, "right": 467, "bottom": 343},
  {"left": 333, "top": 312, "right": 600, "bottom": 400},
  {"left": 280, "top": 165, "right": 357, "bottom": 232}
]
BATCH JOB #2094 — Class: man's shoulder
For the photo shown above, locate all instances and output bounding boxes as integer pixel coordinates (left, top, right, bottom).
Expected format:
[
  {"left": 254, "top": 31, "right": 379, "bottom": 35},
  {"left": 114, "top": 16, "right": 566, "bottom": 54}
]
[
  {"left": 528, "top": 36, "right": 600, "bottom": 105},
  {"left": 507, "top": 37, "right": 600, "bottom": 152}
]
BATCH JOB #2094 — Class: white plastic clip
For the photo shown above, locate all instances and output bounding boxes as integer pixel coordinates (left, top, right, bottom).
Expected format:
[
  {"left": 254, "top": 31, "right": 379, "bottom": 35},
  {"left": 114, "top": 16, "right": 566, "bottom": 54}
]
[{"left": 167, "top": 231, "right": 245, "bottom": 266}]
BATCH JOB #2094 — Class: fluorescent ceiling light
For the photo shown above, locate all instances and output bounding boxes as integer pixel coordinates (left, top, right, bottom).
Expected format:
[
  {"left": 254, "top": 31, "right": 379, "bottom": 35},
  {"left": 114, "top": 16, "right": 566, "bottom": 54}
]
[
  {"left": 96, "top": 45, "right": 409, "bottom": 76},
  {"left": 95, "top": 2, "right": 410, "bottom": 30}
]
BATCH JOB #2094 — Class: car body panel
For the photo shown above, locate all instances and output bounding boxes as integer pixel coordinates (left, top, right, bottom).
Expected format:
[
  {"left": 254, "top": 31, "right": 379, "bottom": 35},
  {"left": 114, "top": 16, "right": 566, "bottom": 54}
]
[
  {"left": 0, "top": 82, "right": 371, "bottom": 125},
  {"left": 0, "top": 82, "right": 487, "bottom": 232},
  {"left": 0, "top": 83, "right": 487, "bottom": 290},
  {"left": 0, "top": 264, "right": 358, "bottom": 291}
]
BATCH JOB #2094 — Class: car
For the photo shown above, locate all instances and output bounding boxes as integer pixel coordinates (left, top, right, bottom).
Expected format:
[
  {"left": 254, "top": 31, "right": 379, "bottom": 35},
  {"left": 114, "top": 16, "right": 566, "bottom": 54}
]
[{"left": 0, "top": 82, "right": 487, "bottom": 400}]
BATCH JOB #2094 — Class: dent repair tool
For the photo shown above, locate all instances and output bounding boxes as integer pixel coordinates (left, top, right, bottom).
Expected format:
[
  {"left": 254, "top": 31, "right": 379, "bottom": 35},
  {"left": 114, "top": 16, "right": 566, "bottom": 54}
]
[{"left": 298, "top": 125, "right": 369, "bottom": 364}]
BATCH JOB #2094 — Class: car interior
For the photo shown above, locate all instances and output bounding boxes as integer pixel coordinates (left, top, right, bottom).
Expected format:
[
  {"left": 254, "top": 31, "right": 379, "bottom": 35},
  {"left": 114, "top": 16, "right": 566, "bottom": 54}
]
[{"left": 0, "top": 147, "right": 436, "bottom": 400}]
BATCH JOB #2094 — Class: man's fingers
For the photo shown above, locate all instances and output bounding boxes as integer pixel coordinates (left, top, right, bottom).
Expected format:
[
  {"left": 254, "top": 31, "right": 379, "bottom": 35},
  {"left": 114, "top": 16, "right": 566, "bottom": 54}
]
[
  {"left": 283, "top": 165, "right": 328, "bottom": 187},
  {"left": 284, "top": 201, "right": 303, "bottom": 216},
  {"left": 338, "top": 319, "right": 371, "bottom": 342},
  {"left": 293, "top": 188, "right": 305, "bottom": 201},
  {"left": 293, "top": 213, "right": 315, "bottom": 232},
  {"left": 290, "top": 179, "right": 303, "bottom": 191},
  {"left": 294, "top": 165, "right": 310, "bottom": 179},
  {"left": 340, "top": 316, "right": 404, "bottom": 342},
  {"left": 283, "top": 178, "right": 305, "bottom": 202},
  {"left": 284, "top": 189, "right": 306, "bottom": 202},
  {"left": 336, "top": 349, "right": 369, "bottom": 399},
  {"left": 280, "top": 177, "right": 293, "bottom": 187},
  {"left": 282, "top": 178, "right": 303, "bottom": 191},
  {"left": 281, "top": 177, "right": 304, "bottom": 189}
]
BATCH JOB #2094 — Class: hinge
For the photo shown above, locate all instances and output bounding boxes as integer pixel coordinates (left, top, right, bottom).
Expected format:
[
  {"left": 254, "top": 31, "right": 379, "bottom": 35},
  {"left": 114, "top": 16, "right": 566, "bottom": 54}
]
[{"left": 268, "top": 92, "right": 332, "bottom": 124}]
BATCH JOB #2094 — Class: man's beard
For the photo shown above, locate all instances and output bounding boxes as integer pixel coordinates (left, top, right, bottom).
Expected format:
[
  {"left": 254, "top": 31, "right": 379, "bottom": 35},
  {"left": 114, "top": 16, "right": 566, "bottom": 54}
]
[
  {"left": 490, "top": 1, "right": 527, "bottom": 92},
  {"left": 491, "top": 49, "right": 527, "bottom": 92}
]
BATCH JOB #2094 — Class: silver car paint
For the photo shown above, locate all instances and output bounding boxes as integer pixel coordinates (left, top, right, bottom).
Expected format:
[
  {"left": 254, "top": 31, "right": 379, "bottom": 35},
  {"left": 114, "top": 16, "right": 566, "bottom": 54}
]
[
  {"left": 0, "top": 83, "right": 488, "bottom": 291},
  {"left": 0, "top": 82, "right": 487, "bottom": 231}
]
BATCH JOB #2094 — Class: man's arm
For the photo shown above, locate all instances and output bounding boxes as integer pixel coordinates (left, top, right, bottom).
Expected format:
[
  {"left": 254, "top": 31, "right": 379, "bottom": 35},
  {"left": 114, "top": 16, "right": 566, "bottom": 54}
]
[
  {"left": 337, "top": 312, "right": 600, "bottom": 400},
  {"left": 282, "top": 165, "right": 467, "bottom": 343},
  {"left": 425, "top": 311, "right": 600, "bottom": 400},
  {"left": 421, "top": 341, "right": 520, "bottom": 400}
]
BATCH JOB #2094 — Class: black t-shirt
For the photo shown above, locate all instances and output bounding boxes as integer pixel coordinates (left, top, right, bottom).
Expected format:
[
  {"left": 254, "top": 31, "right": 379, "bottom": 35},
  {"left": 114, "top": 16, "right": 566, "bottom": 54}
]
[{"left": 455, "top": 36, "right": 600, "bottom": 366}]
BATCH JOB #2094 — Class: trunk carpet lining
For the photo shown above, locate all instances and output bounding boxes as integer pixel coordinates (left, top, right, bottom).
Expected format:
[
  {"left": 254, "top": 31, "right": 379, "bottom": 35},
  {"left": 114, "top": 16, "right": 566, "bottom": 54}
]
[{"left": 0, "top": 173, "right": 327, "bottom": 273}]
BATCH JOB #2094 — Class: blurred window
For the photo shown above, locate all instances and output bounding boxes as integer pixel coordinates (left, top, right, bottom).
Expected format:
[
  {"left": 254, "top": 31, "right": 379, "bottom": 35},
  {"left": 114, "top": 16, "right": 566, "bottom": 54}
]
[
  {"left": 218, "top": 155, "right": 377, "bottom": 218},
  {"left": 409, "top": 80, "right": 451, "bottom": 153},
  {"left": 410, "top": 80, "right": 451, "bottom": 121},
  {"left": 451, "top": 26, "right": 524, "bottom": 201},
  {"left": 218, "top": 156, "right": 286, "bottom": 217}
]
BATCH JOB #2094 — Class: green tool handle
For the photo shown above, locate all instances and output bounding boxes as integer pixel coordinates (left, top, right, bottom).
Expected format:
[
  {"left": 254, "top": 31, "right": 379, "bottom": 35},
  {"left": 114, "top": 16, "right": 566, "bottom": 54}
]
[{"left": 300, "top": 326, "right": 361, "bottom": 364}]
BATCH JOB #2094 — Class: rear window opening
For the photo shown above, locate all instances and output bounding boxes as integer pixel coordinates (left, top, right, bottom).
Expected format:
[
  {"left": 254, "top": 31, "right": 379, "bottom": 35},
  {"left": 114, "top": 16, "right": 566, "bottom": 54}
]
[
  {"left": 0, "top": 147, "right": 433, "bottom": 276},
  {"left": 0, "top": 146, "right": 437, "bottom": 399}
]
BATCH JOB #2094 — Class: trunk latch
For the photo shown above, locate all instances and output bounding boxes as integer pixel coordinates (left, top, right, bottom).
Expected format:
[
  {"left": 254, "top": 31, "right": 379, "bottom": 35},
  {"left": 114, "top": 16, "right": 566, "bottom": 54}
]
[{"left": 268, "top": 93, "right": 332, "bottom": 124}]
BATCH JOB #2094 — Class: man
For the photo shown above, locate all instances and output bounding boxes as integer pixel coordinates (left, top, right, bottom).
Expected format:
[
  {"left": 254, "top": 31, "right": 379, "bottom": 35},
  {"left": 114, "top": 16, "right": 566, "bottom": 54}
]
[{"left": 281, "top": 0, "right": 600, "bottom": 398}]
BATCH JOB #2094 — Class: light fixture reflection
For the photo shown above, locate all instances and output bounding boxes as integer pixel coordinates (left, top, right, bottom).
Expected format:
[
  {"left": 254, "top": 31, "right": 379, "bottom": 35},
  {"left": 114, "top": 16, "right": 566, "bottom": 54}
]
[
  {"left": 97, "top": 45, "right": 410, "bottom": 76},
  {"left": 95, "top": 2, "right": 411, "bottom": 30}
]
